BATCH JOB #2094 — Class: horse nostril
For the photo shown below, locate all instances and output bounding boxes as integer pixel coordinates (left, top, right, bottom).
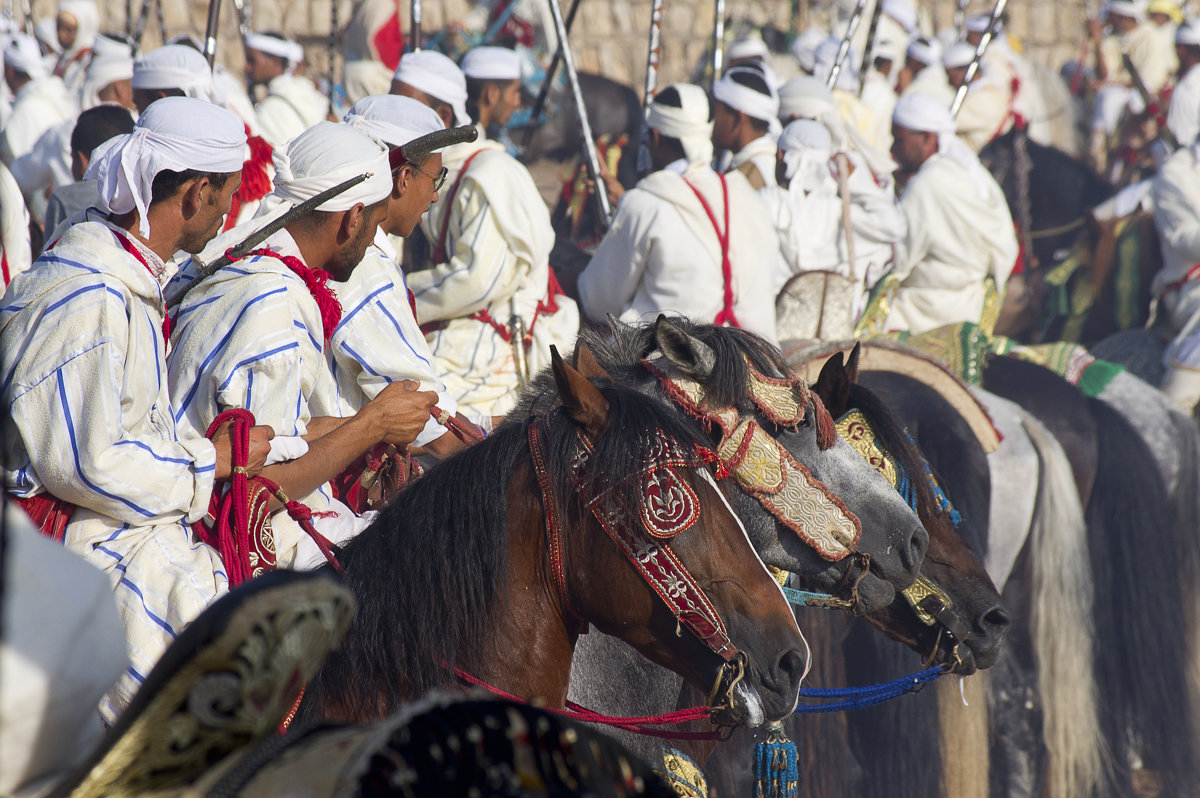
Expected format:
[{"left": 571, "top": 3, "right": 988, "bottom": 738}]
[
  {"left": 982, "top": 604, "right": 1011, "bottom": 633},
  {"left": 903, "top": 524, "right": 929, "bottom": 573},
  {"left": 775, "top": 648, "right": 808, "bottom": 687}
]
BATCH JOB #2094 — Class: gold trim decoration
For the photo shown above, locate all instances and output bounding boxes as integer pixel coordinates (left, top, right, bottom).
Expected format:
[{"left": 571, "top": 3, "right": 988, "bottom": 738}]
[
  {"left": 901, "top": 576, "right": 955, "bottom": 627},
  {"left": 835, "top": 409, "right": 898, "bottom": 488}
]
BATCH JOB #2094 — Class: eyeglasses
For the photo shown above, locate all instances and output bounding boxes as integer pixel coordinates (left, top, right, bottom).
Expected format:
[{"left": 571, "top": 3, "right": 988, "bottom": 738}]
[{"left": 408, "top": 162, "right": 448, "bottom": 192}]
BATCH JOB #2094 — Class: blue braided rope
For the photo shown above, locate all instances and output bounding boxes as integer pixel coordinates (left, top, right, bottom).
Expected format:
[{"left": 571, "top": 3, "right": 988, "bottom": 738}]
[
  {"left": 793, "top": 666, "right": 946, "bottom": 714},
  {"left": 781, "top": 585, "right": 838, "bottom": 607}
]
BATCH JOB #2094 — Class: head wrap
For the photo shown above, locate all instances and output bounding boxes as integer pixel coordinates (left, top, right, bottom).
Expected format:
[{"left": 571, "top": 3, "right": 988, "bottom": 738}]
[
  {"left": 343, "top": 94, "right": 444, "bottom": 170},
  {"left": 244, "top": 32, "right": 305, "bottom": 70},
  {"left": 942, "top": 41, "right": 978, "bottom": 69},
  {"left": 270, "top": 121, "right": 392, "bottom": 212},
  {"left": 133, "top": 44, "right": 223, "bottom": 105},
  {"left": 392, "top": 50, "right": 469, "bottom": 126},
  {"left": 33, "top": 18, "right": 60, "bottom": 55},
  {"left": 778, "top": 75, "right": 896, "bottom": 181},
  {"left": 4, "top": 34, "right": 47, "bottom": 79},
  {"left": 873, "top": 38, "right": 900, "bottom": 63},
  {"left": 713, "top": 66, "right": 779, "bottom": 124},
  {"left": 892, "top": 92, "right": 992, "bottom": 196},
  {"left": 1106, "top": 1, "right": 1148, "bottom": 23},
  {"left": 791, "top": 28, "right": 827, "bottom": 74},
  {"left": 777, "top": 119, "right": 834, "bottom": 191},
  {"left": 85, "top": 96, "right": 246, "bottom": 237},
  {"left": 814, "top": 36, "right": 858, "bottom": 91},
  {"left": 57, "top": 0, "right": 99, "bottom": 56},
  {"left": 646, "top": 83, "right": 714, "bottom": 166},
  {"left": 80, "top": 54, "right": 133, "bottom": 109},
  {"left": 907, "top": 36, "right": 943, "bottom": 67},
  {"left": 727, "top": 35, "right": 770, "bottom": 63},
  {"left": 882, "top": 0, "right": 919, "bottom": 34},
  {"left": 1176, "top": 17, "right": 1200, "bottom": 43},
  {"left": 92, "top": 33, "right": 136, "bottom": 59},
  {"left": 965, "top": 13, "right": 1002, "bottom": 34},
  {"left": 1150, "top": 0, "right": 1184, "bottom": 23},
  {"left": 460, "top": 46, "right": 520, "bottom": 81}
]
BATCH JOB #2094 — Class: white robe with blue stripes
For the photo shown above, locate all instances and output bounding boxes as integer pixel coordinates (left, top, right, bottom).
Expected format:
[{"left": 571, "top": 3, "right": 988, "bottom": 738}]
[{"left": 0, "top": 217, "right": 222, "bottom": 724}]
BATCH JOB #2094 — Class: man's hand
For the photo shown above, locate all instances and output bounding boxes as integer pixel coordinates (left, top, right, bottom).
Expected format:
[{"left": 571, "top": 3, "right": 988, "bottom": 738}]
[
  {"left": 212, "top": 420, "right": 276, "bottom": 480},
  {"left": 361, "top": 380, "right": 439, "bottom": 446}
]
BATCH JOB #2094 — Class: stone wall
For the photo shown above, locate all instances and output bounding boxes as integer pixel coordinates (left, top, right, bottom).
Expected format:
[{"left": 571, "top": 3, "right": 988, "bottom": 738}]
[{"left": 30, "top": 0, "right": 1089, "bottom": 92}]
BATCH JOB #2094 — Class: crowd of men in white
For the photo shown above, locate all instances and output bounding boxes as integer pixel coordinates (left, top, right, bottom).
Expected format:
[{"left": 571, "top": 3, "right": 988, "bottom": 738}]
[{"left": 5, "top": 0, "right": 1200, "bottom": 789}]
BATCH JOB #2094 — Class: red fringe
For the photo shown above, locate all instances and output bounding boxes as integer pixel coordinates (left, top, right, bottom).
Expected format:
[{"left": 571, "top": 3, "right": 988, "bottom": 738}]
[
  {"left": 223, "top": 129, "right": 275, "bottom": 232},
  {"left": 243, "top": 248, "right": 342, "bottom": 341}
]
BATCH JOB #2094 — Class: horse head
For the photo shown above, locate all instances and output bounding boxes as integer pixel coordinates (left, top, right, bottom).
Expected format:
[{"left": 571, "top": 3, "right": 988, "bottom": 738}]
[
  {"left": 814, "top": 346, "right": 1010, "bottom": 673},
  {"left": 544, "top": 348, "right": 808, "bottom": 726}
]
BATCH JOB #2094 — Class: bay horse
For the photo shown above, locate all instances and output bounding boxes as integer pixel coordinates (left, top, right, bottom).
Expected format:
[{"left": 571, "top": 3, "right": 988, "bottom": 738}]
[{"left": 298, "top": 350, "right": 808, "bottom": 728}]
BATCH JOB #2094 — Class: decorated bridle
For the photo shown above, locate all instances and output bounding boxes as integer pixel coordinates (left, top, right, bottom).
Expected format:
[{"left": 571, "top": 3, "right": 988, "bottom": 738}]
[
  {"left": 835, "top": 409, "right": 971, "bottom": 666},
  {"left": 641, "top": 352, "right": 872, "bottom": 606},
  {"left": 527, "top": 407, "right": 753, "bottom": 722}
]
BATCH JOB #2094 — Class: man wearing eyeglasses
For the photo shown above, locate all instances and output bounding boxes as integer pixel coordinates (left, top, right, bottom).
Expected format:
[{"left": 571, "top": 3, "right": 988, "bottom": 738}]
[{"left": 390, "top": 48, "right": 580, "bottom": 418}]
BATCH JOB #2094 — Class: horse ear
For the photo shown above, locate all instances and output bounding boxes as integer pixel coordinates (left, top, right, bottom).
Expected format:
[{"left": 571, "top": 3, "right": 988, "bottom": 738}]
[
  {"left": 846, "top": 342, "right": 861, "bottom": 384},
  {"left": 573, "top": 343, "right": 612, "bottom": 381},
  {"left": 652, "top": 315, "right": 717, "bottom": 380},
  {"left": 551, "top": 345, "right": 610, "bottom": 437},
  {"left": 813, "top": 351, "right": 851, "bottom": 417}
]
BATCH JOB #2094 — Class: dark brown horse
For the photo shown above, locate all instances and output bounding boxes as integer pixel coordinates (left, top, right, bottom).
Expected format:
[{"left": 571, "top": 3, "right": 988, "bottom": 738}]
[{"left": 298, "top": 351, "right": 807, "bottom": 728}]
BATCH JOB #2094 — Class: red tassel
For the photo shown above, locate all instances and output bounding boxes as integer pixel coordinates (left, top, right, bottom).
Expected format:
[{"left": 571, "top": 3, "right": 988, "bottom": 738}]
[{"left": 223, "top": 129, "right": 275, "bottom": 232}]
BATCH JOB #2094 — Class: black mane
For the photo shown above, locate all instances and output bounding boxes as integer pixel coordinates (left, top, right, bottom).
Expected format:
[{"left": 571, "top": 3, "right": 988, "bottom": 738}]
[{"left": 301, "top": 378, "right": 712, "bottom": 721}]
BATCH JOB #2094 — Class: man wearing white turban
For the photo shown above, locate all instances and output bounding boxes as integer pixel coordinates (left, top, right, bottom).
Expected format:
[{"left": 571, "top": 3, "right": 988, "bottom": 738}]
[
  {"left": 579, "top": 84, "right": 781, "bottom": 342},
  {"left": 1, "top": 34, "right": 76, "bottom": 165},
  {"left": 766, "top": 119, "right": 906, "bottom": 322},
  {"left": 244, "top": 31, "right": 330, "bottom": 148},
  {"left": 884, "top": 93, "right": 1017, "bottom": 334},
  {"left": 461, "top": 45, "right": 523, "bottom": 137},
  {"left": 898, "top": 36, "right": 955, "bottom": 105},
  {"left": 712, "top": 65, "right": 781, "bottom": 190},
  {"left": 168, "top": 122, "right": 437, "bottom": 599},
  {"left": 942, "top": 40, "right": 1012, "bottom": 152},
  {"left": 54, "top": 0, "right": 98, "bottom": 94},
  {"left": 1166, "top": 20, "right": 1200, "bottom": 150},
  {"left": 396, "top": 51, "right": 580, "bottom": 417},
  {"left": 332, "top": 94, "right": 482, "bottom": 455},
  {"left": 132, "top": 43, "right": 224, "bottom": 112},
  {"left": 0, "top": 97, "right": 274, "bottom": 724}
]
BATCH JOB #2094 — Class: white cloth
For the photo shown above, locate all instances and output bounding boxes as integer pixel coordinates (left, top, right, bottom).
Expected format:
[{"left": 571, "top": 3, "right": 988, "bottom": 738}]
[
  {"left": 265, "top": 435, "right": 309, "bottom": 465},
  {"left": 0, "top": 75, "right": 75, "bottom": 166},
  {"left": 1176, "top": 18, "right": 1200, "bottom": 44},
  {"left": 907, "top": 37, "right": 942, "bottom": 67},
  {"left": 647, "top": 83, "right": 715, "bottom": 166},
  {"left": 79, "top": 53, "right": 133, "bottom": 110},
  {"left": 953, "top": 72, "right": 1013, "bottom": 152},
  {"left": 343, "top": 93, "right": 444, "bottom": 148},
  {"left": 726, "top": 132, "right": 779, "bottom": 190},
  {"left": 86, "top": 96, "right": 246, "bottom": 237},
  {"left": 1151, "top": 143, "right": 1200, "bottom": 331},
  {"left": 893, "top": 92, "right": 997, "bottom": 193},
  {"left": 1108, "top": 1, "right": 1148, "bottom": 23},
  {"left": 0, "top": 160, "right": 30, "bottom": 288},
  {"left": 244, "top": 32, "right": 305, "bottom": 68},
  {"left": 461, "top": 46, "right": 520, "bottom": 80},
  {"left": 408, "top": 138, "right": 579, "bottom": 417},
  {"left": 0, "top": 504, "right": 126, "bottom": 796},
  {"left": 269, "top": 120, "right": 391, "bottom": 211},
  {"left": 778, "top": 75, "right": 896, "bottom": 184},
  {"left": 330, "top": 228, "right": 455, "bottom": 445},
  {"left": 393, "top": 49, "right": 469, "bottom": 126},
  {"left": 942, "top": 41, "right": 977, "bottom": 69},
  {"left": 1, "top": 214, "right": 221, "bottom": 723},
  {"left": 903, "top": 61, "right": 956, "bottom": 106},
  {"left": 54, "top": 0, "right": 98, "bottom": 93},
  {"left": 254, "top": 72, "right": 331, "bottom": 148},
  {"left": 885, "top": 152, "right": 1017, "bottom": 333},
  {"left": 713, "top": 68, "right": 780, "bottom": 124},
  {"left": 132, "top": 44, "right": 223, "bottom": 105},
  {"left": 9, "top": 119, "right": 73, "bottom": 224},
  {"left": 791, "top": 28, "right": 826, "bottom": 73},
  {"left": 1168, "top": 63, "right": 1200, "bottom": 148},
  {"left": 728, "top": 35, "right": 770, "bottom": 63},
  {"left": 4, "top": 34, "right": 47, "bottom": 78},
  {"left": 579, "top": 163, "right": 781, "bottom": 344},
  {"left": 860, "top": 69, "right": 898, "bottom": 152}
]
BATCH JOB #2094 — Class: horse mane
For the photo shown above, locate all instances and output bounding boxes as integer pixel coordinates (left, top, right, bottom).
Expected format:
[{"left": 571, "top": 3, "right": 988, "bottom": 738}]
[{"left": 301, "top": 380, "right": 713, "bottom": 723}]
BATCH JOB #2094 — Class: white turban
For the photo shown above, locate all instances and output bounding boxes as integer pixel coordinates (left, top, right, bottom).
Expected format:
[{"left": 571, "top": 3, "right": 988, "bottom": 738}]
[
  {"left": 270, "top": 121, "right": 392, "bottom": 212},
  {"left": 1106, "top": 1, "right": 1148, "bottom": 22},
  {"left": 791, "top": 28, "right": 827, "bottom": 74},
  {"left": 58, "top": 0, "right": 99, "bottom": 56},
  {"left": 80, "top": 54, "right": 133, "bottom": 110},
  {"left": 778, "top": 75, "right": 896, "bottom": 180},
  {"left": 646, "top": 83, "right": 714, "bottom": 166},
  {"left": 1177, "top": 18, "right": 1200, "bottom": 44},
  {"left": 4, "top": 34, "right": 47, "bottom": 79},
  {"left": 460, "top": 46, "right": 520, "bottom": 81},
  {"left": 727, "top": 35, "right": 770, "bottom": 63},
  {"left": 244, "top": 32, "right": 305, "bottom": 70},
  {"left": 86, "top": 97, "right": 247, "bottom": 237},
  {"left": 778, "top": 119, "right": 834, "bottom": 191},
  {"left": 892, "top": 92, "right": 993, "bottom": 197},
  {"left": 942, "top": 41, "right": 978, "bottom": 70},
  {"left": 713, "top": 67, "right": 779, "bottom": 124},
  {"left": 133, "top": 45, "right": 223, "bottom": 105},
  {"left": 92, "top": 33, "right": 135, "bottom": 59},
  {"left": 343, "top": 94, "right": 444, "bottom": 150},
  {"left": 33, "top": 18, "right": 60, "bottom": 55},
  {"left": 392, "top": 50, "right": 469, "bottom": 126},
  {"left": 873, "top": 38, "right": 900, "bottom": 63},
  {"left": 883, "top": 0, "right": 918, "bottom": 34},
  {"left": 965, "top": 14, "right": 1002, "bottom": 34},
  {"left": 907, "top": 37, "right": 943, "bottom": 67}
]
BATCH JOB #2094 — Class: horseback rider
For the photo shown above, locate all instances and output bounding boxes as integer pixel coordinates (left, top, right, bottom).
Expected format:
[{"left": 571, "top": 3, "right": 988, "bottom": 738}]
[
  {"left": 244, "top": 32, "right": 330, "bottom": 148},
  {"left": 578, "top": 83, "right": 781, "bottom": 342},
  {"left": 884, "top": 93, "right": 1018, "bottom": 335},
  {"left": 712, "top": 64, "right": 781, "bottom": 191},
  {"left": 392, "top": 48, "right": 579, "bottom": 417},
  {"left": 943, "top": 40, "right": 1013, "bottom": 154},
  {"left": 1166, "top": 19, "right": 1200, "bottom": 157},
  {"left": 0, "top": 98, "right": 274, "bottom": 723}
]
